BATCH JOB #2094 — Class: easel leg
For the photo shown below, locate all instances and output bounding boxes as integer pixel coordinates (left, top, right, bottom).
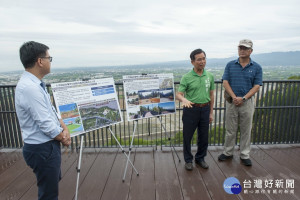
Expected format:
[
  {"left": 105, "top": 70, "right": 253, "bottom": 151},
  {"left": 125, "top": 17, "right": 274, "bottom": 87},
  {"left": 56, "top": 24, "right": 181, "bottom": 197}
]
[
  {"left": 122, "top": 121, "right": 138, "bottom": 182},
  {"left": 108, "top": 127, "right": 139, "bottom": 181},
  {"left": 75, "top": 135, "right": 84, "bottom": 200},
  {"left": 157, "top": 116, "right": 181, "bottom": 162}
]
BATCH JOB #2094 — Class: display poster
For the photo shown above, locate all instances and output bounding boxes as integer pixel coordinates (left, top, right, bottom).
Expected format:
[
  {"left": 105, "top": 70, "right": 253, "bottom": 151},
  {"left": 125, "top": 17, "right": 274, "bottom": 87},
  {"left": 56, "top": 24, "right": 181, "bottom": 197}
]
[
  {"left": 51, "top": 78, "right": 123, "bottom": 137},
  {"left": 123, "top": 73, "right": 176, "bottom": 121}
]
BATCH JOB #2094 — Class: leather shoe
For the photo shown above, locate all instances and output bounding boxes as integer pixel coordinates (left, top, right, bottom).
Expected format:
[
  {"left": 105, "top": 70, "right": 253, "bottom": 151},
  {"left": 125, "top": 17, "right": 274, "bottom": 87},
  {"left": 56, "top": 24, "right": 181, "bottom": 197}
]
[
  {"left": 240, "top": 158, "right": 252, "bottom": 166},
  {"left": 195, "top": 160, "right": 209, "bottom": 169},
  {"left": 185, "top": 162, "right": 193, "bottom": 171},
  {"left": 218, "top": 153, "right": 233, "bottom": 161}
]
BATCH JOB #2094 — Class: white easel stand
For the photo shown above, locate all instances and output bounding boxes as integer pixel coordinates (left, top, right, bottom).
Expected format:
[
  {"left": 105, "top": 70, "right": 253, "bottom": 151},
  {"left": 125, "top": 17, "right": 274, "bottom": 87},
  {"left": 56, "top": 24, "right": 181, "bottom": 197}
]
[
  {"left": 75, "top": 135, "right": 84, "bottom": 200},
  {"left": 108, "top": 121, "right": 139, "bottom": 182}
]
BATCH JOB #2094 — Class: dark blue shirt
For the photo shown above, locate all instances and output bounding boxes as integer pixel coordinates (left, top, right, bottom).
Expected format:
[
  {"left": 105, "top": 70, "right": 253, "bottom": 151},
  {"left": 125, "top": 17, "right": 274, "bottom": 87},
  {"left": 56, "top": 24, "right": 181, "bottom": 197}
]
[{"left": 222, "top": 58, "right": 262, "bottom": 97}]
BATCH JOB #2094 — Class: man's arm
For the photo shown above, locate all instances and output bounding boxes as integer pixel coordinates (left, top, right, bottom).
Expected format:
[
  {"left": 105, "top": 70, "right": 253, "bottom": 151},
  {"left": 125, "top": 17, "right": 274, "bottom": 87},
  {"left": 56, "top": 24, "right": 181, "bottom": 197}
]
[
  {"left": 232, "top": 85, "right": 260, "bottom": 106},
  {"left": 244, "top": 85, "right": 260, "bottom": 100},
  {"left": 209, "top": 90, "right": 214, "bottom": 123},
  {"left": 223, "top": 80, "right": 236, "bottom": 98},
  {"left": 176, "top": 91, "right": 194, "bottom": 108}
]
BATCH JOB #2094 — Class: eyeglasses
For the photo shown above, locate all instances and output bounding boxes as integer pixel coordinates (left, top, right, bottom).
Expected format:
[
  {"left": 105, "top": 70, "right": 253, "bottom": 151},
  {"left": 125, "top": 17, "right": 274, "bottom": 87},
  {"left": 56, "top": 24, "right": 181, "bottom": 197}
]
[
  {"left": 40, "top": 56, "right": 53, "bottom": 62},
  {"left": 238, "top": 46, "right": 251, "bottom": 51}
]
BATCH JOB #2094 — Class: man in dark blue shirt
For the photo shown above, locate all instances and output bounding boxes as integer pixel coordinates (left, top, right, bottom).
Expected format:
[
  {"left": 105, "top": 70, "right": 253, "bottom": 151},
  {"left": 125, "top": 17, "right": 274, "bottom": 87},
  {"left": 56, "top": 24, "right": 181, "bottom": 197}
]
[{"left": 218, "top": 39, "right": 262, "bottom": 166}]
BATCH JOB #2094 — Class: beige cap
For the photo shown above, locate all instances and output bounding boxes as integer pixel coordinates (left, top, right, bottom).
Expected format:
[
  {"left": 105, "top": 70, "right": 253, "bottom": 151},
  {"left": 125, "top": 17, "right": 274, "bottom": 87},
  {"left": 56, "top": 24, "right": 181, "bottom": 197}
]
[{"left": 238, "top": 39, "right": 253, "bottom": 48}]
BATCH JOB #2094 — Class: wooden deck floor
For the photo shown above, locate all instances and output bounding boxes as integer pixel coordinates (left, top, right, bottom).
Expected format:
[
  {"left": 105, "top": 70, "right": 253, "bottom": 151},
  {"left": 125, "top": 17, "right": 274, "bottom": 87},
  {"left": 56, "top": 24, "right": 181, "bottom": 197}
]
[{"left": 0, "top": 144, "right": 300, "bottom": 200}]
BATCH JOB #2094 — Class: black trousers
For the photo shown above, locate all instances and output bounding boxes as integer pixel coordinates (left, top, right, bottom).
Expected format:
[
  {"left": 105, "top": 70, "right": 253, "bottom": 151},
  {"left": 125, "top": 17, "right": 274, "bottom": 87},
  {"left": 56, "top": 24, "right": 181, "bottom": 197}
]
[
  {"left": 23, "top": 140, "right": 61, "bottom": 200},
  {"left": 182, "top": 105, "right": 210, "bottom": 163}
]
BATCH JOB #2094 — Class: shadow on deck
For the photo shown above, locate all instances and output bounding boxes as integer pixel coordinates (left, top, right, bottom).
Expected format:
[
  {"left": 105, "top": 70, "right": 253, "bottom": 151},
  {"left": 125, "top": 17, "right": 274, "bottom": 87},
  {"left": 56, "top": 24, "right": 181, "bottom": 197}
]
[{"left": 0, "top": 144, "right": 300, "bottom": 200}]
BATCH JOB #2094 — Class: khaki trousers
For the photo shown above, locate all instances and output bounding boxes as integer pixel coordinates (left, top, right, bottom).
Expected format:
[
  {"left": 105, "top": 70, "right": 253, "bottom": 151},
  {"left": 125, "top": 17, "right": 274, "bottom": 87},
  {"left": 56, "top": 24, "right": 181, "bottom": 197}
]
[{"left": 223, "top": 98, "right": 255, "bottom": 159}]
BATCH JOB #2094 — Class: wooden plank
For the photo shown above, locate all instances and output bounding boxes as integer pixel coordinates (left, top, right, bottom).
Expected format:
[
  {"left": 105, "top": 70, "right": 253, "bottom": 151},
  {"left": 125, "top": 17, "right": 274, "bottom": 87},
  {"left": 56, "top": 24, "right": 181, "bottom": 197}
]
[
  {"left": 259, "top": 145, "right": 300, "bottom": 173},
  {"left": 19, "top": 149, "right": 78, "bottom": 200},
  {"left": 250, "top": 146, "right": 299, "bottom": 200},
  {"left": 175, "top": 149, "right": 211, "bottom": 200},
  {"left": 0, "top": 167, "right": 36, "bottom": 200},
  {"left": 198, "top": 147, "right": 239, "bottom": 200},
  {"left": 1, "top": 145, "right": 300, "bottom": 200},
  {"left": 128, "top": 148, "right": 155, "bottom": 200},
  {"left": 0, "top": 158, "right": 27, "bottom": 193},
  {"left": 154, "top": 149, "right": 183, "bottom": 200},
  {"left": 100, "top": 149, "right": 134, "bottom": 200},
  {"left": 0, "top": 151, "right": 23, "bottom": 175},
  {"left": 283, "top": 146, "right": 300, "bottom": 157},
  {"left": 0, "top": 149, "right": 16, "bottom": 162},
  {"left": 77, "top": 149, "right": 118, "bottom": 200},
  {"left": 210, "top": 146, "right": 274, "bottom": 200},
  {"left": 58, "top": 149, "right": 100, "bottom": 200}
]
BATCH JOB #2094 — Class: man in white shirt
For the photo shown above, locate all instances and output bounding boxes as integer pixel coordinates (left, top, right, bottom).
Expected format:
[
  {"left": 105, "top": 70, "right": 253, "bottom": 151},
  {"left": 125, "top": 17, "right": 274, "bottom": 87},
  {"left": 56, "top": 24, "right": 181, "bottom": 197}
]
[{"left": 15, "top": 41, "right": 71, "bottom": 200}]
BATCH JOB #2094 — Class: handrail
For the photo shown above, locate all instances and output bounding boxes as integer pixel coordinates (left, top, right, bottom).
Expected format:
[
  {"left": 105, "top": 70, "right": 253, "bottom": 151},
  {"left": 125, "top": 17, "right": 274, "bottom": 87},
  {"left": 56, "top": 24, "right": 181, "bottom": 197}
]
[{"left": 0, "top": 80, "right": 299, "bottom": 148}]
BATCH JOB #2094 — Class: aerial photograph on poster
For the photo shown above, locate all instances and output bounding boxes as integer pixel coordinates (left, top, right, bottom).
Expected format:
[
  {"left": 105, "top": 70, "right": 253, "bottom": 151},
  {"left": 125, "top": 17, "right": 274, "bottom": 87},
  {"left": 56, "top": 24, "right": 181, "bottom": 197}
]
[{"left": 79, "top": 99, "right": 122, "bottom": 131}]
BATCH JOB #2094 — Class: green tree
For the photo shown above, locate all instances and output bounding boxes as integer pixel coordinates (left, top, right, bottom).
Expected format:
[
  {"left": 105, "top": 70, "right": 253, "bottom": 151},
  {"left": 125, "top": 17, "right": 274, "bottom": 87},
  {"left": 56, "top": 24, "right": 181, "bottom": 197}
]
[{"left": 253, "top": 77, "right": 299, "bottom": 144}]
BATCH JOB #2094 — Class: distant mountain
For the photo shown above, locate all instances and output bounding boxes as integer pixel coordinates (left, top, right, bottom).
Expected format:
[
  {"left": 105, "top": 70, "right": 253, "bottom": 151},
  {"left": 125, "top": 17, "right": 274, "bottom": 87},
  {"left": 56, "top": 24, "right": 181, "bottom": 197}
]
[
  {"left": 250, "top": 51, "right": 300, "bottom": 66},
  {"left": 142, "top": 51, "right": 300, "bottom": 68},
  {"left": 48, "top": 51, "right": 300, "bottom": 72}
]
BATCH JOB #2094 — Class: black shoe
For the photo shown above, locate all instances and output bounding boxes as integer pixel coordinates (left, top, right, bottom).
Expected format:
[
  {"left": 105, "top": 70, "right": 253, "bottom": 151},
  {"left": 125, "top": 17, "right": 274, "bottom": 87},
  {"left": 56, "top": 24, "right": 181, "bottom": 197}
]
[
  {"left": 195, "top": 160, "right": 209, "bottom": 169},
  {"left": 240, "top": 158, "right": 252, "bottom": 166},
  {"left": 218, "top": 154, "right": 233, "bottom": 161},
  {"left": 185, "top": 162, "right": 193, "bottom": 171}
]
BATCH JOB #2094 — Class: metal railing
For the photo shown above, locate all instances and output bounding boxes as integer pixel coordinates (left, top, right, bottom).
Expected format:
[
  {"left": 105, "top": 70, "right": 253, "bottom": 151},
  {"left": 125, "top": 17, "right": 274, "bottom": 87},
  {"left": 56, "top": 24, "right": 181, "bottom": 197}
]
[{"left": 0, "top": 80, "right": 299, "bottom": 148}]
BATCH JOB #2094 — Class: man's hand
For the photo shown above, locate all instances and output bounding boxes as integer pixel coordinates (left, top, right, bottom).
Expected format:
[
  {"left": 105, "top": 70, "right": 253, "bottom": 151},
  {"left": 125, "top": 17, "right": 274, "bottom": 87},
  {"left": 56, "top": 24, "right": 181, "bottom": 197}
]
[
  {"left": 233, "top": 97, "right": 243, "bottom": 106},
  {"left": 209, "top": 113, "right": 213, "bottom": 123},
  {"left": 176, "top": 92, "right": 194, "bottom": 108},
  {"left": 54, "top": 129, "right": 71, "bottom": 147},
  {"left": 61, "top": 129, "right": 71, "bottom": 147},
  {"left": 182, "top": 98, "right": 194, "bottom": 108}
]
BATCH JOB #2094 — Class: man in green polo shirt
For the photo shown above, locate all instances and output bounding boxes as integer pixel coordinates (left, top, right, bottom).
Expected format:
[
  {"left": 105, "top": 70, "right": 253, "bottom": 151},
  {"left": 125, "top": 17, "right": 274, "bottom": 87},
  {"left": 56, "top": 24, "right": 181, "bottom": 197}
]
[{"left": 176, "top": 48, "right": 215, "bottom": 170}]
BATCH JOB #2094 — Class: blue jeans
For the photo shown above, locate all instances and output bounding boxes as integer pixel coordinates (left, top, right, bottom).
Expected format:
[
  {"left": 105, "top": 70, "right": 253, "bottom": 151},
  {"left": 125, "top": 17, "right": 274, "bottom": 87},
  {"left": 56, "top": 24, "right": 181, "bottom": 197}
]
[
  {"left": 23, "top": 140, "right": 61, "bottom": 200},
  {"left": 182, "top": 105, "right": 210, "bottom": 163}
]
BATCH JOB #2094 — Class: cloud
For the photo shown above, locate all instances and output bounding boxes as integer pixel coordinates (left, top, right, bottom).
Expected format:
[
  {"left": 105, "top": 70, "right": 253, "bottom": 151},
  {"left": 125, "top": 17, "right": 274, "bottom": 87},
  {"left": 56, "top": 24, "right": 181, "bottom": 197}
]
[{"left": 0, "top": 0, "right": 300, "bottom": 72}]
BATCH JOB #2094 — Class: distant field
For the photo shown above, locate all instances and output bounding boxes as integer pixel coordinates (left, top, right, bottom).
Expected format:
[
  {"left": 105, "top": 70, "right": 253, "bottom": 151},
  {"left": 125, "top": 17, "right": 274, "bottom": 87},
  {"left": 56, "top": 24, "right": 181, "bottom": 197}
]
[{"left": 1, "top": 64, "right": 299, "bottom": 85}]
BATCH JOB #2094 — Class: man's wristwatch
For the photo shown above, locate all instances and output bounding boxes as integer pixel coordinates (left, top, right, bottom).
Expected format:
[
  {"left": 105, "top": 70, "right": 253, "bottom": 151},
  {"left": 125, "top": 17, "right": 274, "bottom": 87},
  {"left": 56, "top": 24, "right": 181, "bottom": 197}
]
[{"left": 242, "top": 96, "right": 246, "bottom": 102}]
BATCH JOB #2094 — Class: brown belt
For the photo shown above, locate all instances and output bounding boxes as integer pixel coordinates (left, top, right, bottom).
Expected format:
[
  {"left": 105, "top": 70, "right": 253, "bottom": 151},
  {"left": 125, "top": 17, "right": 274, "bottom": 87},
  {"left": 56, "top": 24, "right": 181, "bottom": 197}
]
[{"left": 193, "top": 102, "right": 210, "bottom": 107}]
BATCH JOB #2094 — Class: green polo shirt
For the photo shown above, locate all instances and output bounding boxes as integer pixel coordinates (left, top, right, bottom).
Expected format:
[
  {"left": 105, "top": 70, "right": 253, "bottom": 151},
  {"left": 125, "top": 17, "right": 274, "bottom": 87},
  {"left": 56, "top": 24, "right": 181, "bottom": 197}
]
[{"left": 178, "top": 69, "right": 215, "bottom": 103}]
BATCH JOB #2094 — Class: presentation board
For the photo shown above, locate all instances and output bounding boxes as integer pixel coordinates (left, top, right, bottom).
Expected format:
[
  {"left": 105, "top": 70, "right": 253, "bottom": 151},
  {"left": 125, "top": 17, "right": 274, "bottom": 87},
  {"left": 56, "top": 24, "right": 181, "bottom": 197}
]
[
  {"left": 51, "top": 78, "right": 123, "bottom": 137},
  {"left": 123, "top": 73, "right": 176, "bottom": 121}
]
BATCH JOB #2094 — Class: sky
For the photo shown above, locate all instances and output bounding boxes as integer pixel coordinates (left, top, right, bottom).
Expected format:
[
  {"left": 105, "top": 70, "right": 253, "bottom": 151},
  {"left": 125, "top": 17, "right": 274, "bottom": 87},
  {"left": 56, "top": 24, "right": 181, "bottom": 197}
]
[{"left": 0, "top": 0, "right": 300, "bottom": 72}]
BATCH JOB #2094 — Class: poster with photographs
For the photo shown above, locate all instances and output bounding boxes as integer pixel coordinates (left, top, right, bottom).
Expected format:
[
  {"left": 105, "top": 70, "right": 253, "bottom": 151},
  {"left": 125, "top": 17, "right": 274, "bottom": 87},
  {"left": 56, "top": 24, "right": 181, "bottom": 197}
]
[
  {"left": 123, "top": 74, "right": 176, "bottom": 121},
  {"left": 51, "top": 78, "right": 123, "bottom": 137}
]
